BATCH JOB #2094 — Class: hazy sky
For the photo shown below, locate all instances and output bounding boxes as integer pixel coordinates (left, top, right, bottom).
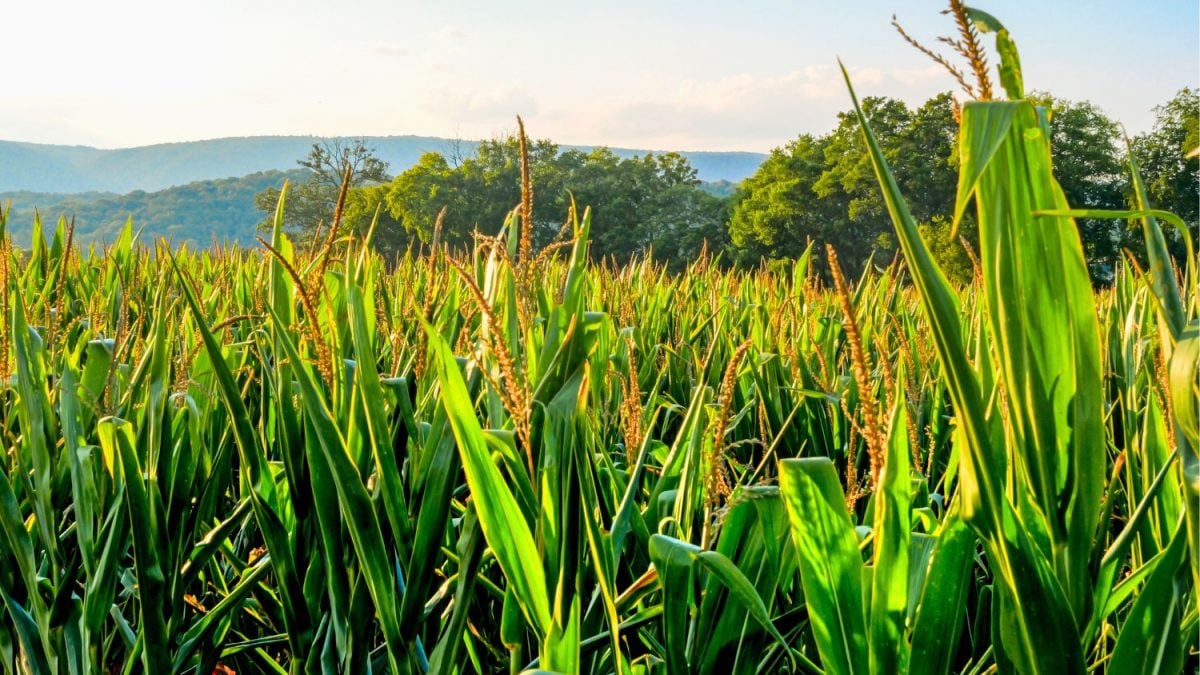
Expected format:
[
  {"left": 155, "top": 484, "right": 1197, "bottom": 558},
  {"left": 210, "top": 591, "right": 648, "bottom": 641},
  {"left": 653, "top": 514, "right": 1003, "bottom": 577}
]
[{"left": 3, "top": 1, "right": 1196, "bottom": 152}]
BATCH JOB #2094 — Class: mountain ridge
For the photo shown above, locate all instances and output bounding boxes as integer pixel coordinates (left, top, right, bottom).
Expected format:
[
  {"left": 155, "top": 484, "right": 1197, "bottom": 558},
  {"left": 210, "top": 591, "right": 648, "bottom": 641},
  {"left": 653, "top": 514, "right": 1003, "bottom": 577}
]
[{"left": 0, "top": 135, "right": 767, "bottom": 194}]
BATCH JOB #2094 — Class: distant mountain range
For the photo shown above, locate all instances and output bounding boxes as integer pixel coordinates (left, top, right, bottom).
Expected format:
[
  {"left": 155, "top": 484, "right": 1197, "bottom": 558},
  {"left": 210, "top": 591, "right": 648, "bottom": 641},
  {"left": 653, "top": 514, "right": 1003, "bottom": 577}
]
[
  {"left": 0, "top": 136, "right": 767, "bottom": 194},
  {"left": 0, "top": 136, "right": 763, "bottom": 247}
]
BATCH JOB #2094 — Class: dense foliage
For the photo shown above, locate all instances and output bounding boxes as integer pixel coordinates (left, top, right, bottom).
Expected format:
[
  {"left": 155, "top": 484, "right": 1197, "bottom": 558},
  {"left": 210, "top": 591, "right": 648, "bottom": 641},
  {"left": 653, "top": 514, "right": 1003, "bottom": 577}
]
[
  {"left": 729, "top": 89, "right": 1198, "bottom": 282},
  {"left": 364, "top": 139, "right": 727, "bottom": 266},
  {"left": 4, "top": 91, "right": 1193, "bottom": 282},
  {"left": 1131, "top": 88, "right": 1200, "bottom": 263},
  {"left": 254, "top": 140, "right": 391, "bottom": 246}
]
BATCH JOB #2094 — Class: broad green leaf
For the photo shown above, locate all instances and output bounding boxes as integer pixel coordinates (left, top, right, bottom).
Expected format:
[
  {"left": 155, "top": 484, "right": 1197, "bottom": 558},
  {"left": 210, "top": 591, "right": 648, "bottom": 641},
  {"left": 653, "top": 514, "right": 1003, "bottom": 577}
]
[
  {"left": 1109, "top": 517, "right": 1187, "bottom": 674},
  {"left": 425, "top": 323, "right": 553, "bottom": 637},
  {"left": 269, "top": 306, "right": 408, "bottom": 673},
  {"left": 779, "top": 457, "right": 867, "bottom": 675},
  {"left": 103, "top": 418, "right": 170, "bottom": 674},
  {"left": 1, "top": 591, "right": 50, "bottom": 675},
  {"left": 869, "top": 385, "right": 910, "bottom": 674},
  {"left": 426, "top": 506, "right": 486, "bottom": 673},
  {"left": 171, "top": 254, "right": 313, "bottom": 659},
  {"left": 843, "top": 66, "right": 1088, "bottom": 674},
  {"left": 648, "top": 534, "right": 696, "bottom": 674},
  {"left": 909, "top": 516, "right": 974, "bottom": 675},
  {"left": 952, "top": 102, "right": 1016, "bottom": 234}
]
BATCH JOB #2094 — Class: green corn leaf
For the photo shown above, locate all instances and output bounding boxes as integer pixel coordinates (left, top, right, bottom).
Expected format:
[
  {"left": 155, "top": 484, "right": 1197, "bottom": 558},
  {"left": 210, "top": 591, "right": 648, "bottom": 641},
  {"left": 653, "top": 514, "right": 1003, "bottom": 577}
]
[
  {"left": 694, "top": 549, "right": 791, "bottom": 657},
  {"left": 952, "top": 103, "right": 1016, "bottom": 234},
  {"left": 425, "top": 322, "right": 553, "bottom": 638},
  {"left": 909, "top": 516, "right": 974, "bottom": 675},
  {"left": 1170, "top": 325, "right": 1199, "bottom": 457},
  {"left": 843, "top": 64, "right": 1088, "bottom": 674},
  {"left": 779, "top": 457, "right": 867, "bottom": 675},
  {"left": 1089, "top": 448, "right": 1179, "bottom": 642},
  {"left": 1126, "top": 149, "right": 1191, "bottom": 340},
  {"left": 269, "top": 306, "right": 408, "bottom": 672},
  {"left": 971, "top": 97, "right": 1105, "bottom": 619},
  {"left": 10, "top": 294, "right": 58, "bottom": 563},
  {"left": 869, "top": 381, "right": 911, "bottom": 675},
  {"left": 1109, "top": 517, "right": 1187, "bottom": 674},
  {"left": 1, "top": 591, "right": 50, "bottom": 675},
  {"left": 173, "top": 557, "right": 273, "bottom": 670},
  {"left": 0, "top": 468, "right": 38, "bottom": 620},
  {"left": 171, "top": 253, "right": 313, "bottom": 659},
  {"left": 102, "top": 417, "right": 170, "bottom": 674},
  {"left": 574, "top": 411, "right": 627, "bottom": 675},
  {"left": 83, "top": 499, "right": 129, "bottom": 638},
  {"left": 427, "top": 506, "right": 486, "bottom": 673},
  {"left": 1169, "top": 323, "right": 1200, "bottom": 600},
  {"left": 647, "top": 535, "right": 696, "bottom": 674}
]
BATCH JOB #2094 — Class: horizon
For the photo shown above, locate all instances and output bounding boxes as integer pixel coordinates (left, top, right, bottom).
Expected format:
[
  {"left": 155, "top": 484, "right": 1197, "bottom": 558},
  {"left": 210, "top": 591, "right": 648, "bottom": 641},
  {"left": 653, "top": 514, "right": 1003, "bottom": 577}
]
[
  {"left": 0, "top": 132, "right": 774, "bottom": 156},
  {"left": 3, "top": 1, "right": 1196, "bottom": 153}
]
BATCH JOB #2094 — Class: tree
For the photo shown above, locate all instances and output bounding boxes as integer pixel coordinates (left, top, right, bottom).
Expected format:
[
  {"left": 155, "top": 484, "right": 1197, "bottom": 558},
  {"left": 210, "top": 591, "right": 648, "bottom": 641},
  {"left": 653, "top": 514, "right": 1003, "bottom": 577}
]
[
  {"left": 254, "top": 139, "right": 390, "bottom": 243},
  {"left": 383, "top": 136, "right": 725, "bottom": 265},
  {"left": 729, "top": 95, "right": 961, "bottom": 277},
  {"left": 815, "top": 97, "right": 921, "bottom": 273},
  {"left": 919, "top": 216, "right": 975, "bottom": 286},
  {"left": 644, "top": 183, "right": 729, "bottom": 270},
  {"left": 384, "top": 152, "right": 460, "bottom": 245},
  {"left": 726, "top": 90, "right": 1151, "bottom": 282},
  {"left": 896, "top": 93, "right": 960, "bottom": 223},
  {"left": 386, "top": 136, "right": 562, "bottom": 249},
  {"left": 1131, "top": 88, "right": 1199, "bottom": 265},
  {"left": 553, "top": 149, "right": 719, "bottom": 264},
  {"left": 301, "top": 139, "right": 390, "bottom": 191},
  {"left": 342, "top": 184, "right": 408, "bottom": 260},
  {"left": 728, "top": 134, "right": 832, "bottom": 264}
]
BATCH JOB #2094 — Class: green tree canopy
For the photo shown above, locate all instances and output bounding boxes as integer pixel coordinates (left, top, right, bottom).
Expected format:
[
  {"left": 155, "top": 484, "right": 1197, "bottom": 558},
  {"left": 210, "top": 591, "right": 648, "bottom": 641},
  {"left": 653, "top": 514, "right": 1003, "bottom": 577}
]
[
  {"left": 731, "top": 94, "right": 959, "bottom": 277},
  {"left": 1131, "top": 88, "right": 1199, "bottom": 263},
  {"left": 255, "top": 139, "right": 390, "bottom": 243},
  {"left": 381, "top": 137, "right": 724, "bottom": 266},
  {"left": 728, "top": 90, "right": 1158, "bottom": 282},
  {"left": 728, "top": 134, "right": 832, "bottom": 264}
]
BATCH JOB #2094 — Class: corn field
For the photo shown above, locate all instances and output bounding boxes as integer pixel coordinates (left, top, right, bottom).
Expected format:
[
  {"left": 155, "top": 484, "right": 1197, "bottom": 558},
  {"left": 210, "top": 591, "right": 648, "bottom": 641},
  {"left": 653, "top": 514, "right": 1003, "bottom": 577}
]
[{"left": 1, "top": 9, "right": 1198, "bottom": 675}]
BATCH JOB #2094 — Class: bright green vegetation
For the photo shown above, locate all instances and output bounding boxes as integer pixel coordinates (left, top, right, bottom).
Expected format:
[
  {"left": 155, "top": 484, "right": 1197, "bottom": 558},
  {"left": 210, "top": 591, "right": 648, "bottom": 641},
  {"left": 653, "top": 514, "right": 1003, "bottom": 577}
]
[{"left": 0, "top": 7, "right": 1197, "bottom": 675}]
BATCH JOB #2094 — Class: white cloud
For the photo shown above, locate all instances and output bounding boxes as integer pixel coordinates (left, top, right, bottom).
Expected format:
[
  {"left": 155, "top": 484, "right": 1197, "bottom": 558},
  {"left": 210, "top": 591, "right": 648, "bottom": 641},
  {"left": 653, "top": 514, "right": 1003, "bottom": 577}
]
[
  {"left": 365, "top": 44, "right": 412, "bottom": 58},
  {"left": 431, "top": 25, "right": 466, "bottom": 41},
  {"left": 418, "top": 85, "right": 539, "bottom": 122},
  {"left": 889, "top": 63, "right": 952, "bottom": 87},
  {"left": 572, "top": 65, "right": 890, "bottom": 150}
]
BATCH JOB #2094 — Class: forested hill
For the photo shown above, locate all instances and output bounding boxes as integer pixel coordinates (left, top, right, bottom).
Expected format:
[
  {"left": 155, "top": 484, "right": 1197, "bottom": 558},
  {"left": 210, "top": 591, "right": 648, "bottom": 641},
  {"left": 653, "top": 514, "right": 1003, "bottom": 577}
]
[
  {"left": 0, "top": 136, "right": 767, "bottom": 193},
  {"left": 1, "top": 170, "right": 311, "bottom": 247}
]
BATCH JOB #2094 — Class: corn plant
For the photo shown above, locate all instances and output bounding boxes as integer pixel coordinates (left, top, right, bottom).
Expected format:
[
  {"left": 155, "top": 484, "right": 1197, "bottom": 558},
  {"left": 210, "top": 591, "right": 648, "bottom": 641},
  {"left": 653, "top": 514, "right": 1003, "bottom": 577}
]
[{"left": 0, "top": 4, "right": 1196, "bottom": 673}]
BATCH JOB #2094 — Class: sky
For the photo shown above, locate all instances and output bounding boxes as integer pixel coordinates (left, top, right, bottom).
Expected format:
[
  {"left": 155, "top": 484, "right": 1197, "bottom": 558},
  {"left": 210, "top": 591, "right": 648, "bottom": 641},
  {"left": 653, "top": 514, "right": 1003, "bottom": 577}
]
[{"left": 2, "top": 0, "right": 1196, "bottom": 153}]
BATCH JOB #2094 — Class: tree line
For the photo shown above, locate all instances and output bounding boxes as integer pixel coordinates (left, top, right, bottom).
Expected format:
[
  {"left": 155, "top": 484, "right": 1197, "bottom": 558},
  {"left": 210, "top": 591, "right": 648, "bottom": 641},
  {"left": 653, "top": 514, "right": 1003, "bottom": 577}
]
[{"left": 259, "top": 88, "right": 1198, "bottom": 282}]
